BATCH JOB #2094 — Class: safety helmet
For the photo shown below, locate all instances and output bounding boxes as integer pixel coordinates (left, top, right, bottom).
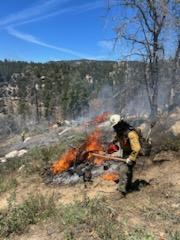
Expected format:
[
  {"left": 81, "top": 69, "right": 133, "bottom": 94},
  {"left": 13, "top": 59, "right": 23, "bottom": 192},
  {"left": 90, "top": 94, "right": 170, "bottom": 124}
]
[{"left": 109, "top": 114, "right": 121, "bottom": 127}]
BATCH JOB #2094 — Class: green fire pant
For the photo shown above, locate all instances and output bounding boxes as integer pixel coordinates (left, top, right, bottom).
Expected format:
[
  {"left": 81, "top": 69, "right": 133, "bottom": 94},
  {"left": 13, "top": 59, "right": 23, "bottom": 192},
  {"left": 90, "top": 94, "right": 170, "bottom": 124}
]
[{"left": 118, "top": 162, "right": 135, "bottom": 193}]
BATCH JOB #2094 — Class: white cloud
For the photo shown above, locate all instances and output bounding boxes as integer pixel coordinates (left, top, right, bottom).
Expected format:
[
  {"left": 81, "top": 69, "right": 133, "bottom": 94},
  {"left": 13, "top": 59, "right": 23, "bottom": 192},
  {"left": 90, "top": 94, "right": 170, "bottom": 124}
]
[
  {"left": 12, "top": 1, "right": 103, "bottom": 27},
  {"left": 74, "top": 1, "right": 103, "bottom": 14},
  {"left": 0, "top": 0, "right": 69, "bottom": 27},
  {"left": 0, "top": 0, "right": 103, "bottom": 28},
  {"left": 7, "top": 27, "right": 106, "bottom": 60}
]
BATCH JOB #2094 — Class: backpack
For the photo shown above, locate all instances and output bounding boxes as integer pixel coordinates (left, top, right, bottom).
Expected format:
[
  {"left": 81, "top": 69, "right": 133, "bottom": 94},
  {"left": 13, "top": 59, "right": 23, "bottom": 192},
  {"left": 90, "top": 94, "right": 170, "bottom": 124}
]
[
  {"left": 116, "top": 121, "right": 152, "bottom": 157},
  {"left": 134, "top": 128, "right": 152, "bottom": 156}
]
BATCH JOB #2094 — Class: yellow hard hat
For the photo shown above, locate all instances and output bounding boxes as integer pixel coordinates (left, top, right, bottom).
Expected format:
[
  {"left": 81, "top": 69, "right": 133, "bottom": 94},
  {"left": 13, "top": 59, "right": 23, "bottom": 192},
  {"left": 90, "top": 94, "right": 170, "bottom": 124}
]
[{"left": 109, "top": 114, "right": 121, "bottom": 127}]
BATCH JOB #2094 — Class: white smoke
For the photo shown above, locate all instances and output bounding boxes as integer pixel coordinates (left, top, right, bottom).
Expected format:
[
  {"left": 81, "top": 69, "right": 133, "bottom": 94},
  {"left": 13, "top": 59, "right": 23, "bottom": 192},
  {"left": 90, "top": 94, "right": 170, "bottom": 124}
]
[{"left": 88, "top": 85, "right": 115, "bottom": 117}]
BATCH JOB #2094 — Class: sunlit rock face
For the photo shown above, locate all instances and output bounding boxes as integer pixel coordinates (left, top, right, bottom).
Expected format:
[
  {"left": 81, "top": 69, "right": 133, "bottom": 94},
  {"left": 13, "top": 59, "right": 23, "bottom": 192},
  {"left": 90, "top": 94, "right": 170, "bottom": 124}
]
[{"left": 168, "top": 121, "right": 180, "bottom": 136}]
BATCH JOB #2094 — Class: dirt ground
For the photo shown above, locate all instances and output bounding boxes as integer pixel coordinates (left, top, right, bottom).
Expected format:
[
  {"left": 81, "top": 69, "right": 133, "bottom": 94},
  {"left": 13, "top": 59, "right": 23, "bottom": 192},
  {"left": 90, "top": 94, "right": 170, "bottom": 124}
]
[{"left": 0, "top": 150, "right": 179, "bottom": 240}]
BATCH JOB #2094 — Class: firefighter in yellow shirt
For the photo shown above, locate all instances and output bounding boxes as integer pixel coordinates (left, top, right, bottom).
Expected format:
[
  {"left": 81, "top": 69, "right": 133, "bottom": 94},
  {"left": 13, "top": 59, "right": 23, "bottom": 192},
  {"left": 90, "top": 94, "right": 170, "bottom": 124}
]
[{"left": 110, "top": 114, "right": 141, "bottom": 196}]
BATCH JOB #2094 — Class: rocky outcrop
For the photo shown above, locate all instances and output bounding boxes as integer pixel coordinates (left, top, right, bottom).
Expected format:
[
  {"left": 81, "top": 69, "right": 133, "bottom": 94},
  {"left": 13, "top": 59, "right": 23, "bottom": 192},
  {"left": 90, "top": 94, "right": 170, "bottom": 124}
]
[
  {"left": 168, "top": 121, "right": 180, "bottom": 136},
  {"left": 4, "top": 149, "right": 27, "bottom": 159}
]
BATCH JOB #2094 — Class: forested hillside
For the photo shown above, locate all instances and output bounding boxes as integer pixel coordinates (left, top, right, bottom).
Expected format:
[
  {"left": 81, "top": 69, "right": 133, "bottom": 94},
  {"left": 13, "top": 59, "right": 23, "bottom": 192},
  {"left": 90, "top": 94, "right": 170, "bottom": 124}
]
[{"left": 0, "top": 59, "right": 179, "bottom": 137}]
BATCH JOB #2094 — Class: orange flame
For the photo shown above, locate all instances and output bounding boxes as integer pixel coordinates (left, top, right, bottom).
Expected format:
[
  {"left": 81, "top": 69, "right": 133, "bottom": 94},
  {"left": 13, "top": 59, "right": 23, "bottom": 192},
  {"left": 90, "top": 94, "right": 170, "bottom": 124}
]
[
  {"left": 92, "top": 112, "right": 110, "bottom": 124},
  {"left": 51, "top": 148, "right": 77, "bottom": 174},
  {"left": 85, "top": 129, "right": 104, "bottom": 165},
  {"left": 85, "top": 112, "right": 110, "bottom": 126},
  {"left": 101, "top": 172, "right": 119, "bottom": 182},
  {"left": 51, "top": 129, "right": 106, "bottom": 175}
]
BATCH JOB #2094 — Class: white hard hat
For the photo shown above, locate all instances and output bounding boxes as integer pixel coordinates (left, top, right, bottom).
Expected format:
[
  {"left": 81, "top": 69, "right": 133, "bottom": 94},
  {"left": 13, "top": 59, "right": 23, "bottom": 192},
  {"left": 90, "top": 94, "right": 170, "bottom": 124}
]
[{"left": 109, "top": 114, "right": 121, "bottom": 127}]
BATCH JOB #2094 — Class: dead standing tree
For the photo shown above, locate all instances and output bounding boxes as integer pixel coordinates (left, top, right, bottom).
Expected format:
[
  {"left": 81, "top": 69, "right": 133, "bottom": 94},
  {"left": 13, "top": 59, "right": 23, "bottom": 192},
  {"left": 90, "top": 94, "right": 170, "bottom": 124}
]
[
  {"left": 168, "top": 39, "right": 180, "bottom": 110},
  {"left": 108, "top": 0, "right": 171, "bottom": 120},
  {"left": 168, "top": 0, "right": 180, "bottom": 111}
]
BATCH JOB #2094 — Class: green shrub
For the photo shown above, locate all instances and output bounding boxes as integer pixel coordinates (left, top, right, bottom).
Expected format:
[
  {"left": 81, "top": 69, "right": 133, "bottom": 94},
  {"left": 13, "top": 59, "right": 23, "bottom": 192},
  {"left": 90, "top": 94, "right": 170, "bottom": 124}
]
[
  {"left": 55, "top": 198, "right": 125, "bottom": 240},
  {"left": 0, "top": 177, "right": 18, "bottom": 194},
  {"left": 142, "top": 205, "right": 180, "bottom": 224},
  {"left": 128, "top": 228, "right": 155, "bottom": 240},
  {"left": 85, "top": 198, "right": 120, "bottom": 240},
  {"left": 168, "top": 231, "right": 180, "bottom": 240},
  {"left": 152, "top": 133, "right": 180, "bottom": 153},
  {"left": 0, "top": 157, "right": 24, "bottom": 176},
  {"left": 54, "top": 198, "right": 159, "bottom": 240},
  {"left": 0, "top": 196, "right": 157, "bottom": 239},
  {"left": 61, "top": 201, "right": 87, "bottom": 226},
  {"left": 0, "top": 194, "right": 55, "bottom": 237},
  {"left": 0, "top": 131, "right": 86, "bottom": 178}
]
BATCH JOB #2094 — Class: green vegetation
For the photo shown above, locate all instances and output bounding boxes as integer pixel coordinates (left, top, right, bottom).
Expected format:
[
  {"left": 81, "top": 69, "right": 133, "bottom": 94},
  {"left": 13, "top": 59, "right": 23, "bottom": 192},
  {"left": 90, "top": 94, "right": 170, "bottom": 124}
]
[
  {"left": 0, "top": 177, "right": 18, "bottom": 195},
  {"left": 1, "top": 59, "right": 178, "bottom": 138},
  {"left": 0, "top": 130, "right": 86, "bottom": 196},
  {"left": 128, "top": 229, "right": 155, "bottom": 240},
  {"left": 141, "top": 201, "right": 180, "bottom": 225},
  {"left": 159, "top": 134, "right": 180, "bottom": 152},
  {"left": 55, "top": 198, "right": 120, "bottom": 239},
  {"left": 0, "top": 195, "right": 158, "bottom": 240},
  {"left": 0, "top": 145, "right": 60, "bottom": 179},
  {"left": 0, "top": 194, "right": 55, "bottom": 237},
  {"left": 54, "top": 199, "right": 157, "bottom": 240},
  {"left": 0, "top": 58, "right": 155, "bottom": 134},
  {"left": 0, "top": 137, "right": 84, "bottom": 178},
  {"left": 0, "top": 60, "right": 27, "bottom": 82},
  {"left": 152, "top": 132, "right": 180, "bottom": 154},
  {"left": 168, "top": 232, "right": 180, "bottom": 240},
  {"left": 0, "top": 60, "right": 116, "bottom": 120}
]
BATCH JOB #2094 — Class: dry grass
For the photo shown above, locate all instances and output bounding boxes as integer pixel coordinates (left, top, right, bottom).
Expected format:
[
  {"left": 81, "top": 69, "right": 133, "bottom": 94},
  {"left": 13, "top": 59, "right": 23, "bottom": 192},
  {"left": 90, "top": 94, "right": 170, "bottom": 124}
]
[
  {"left": 0, "top": 194, "right": 56, "bottom": 238},
  {"left": 0, "top": 131, "right": 179, "bottom": 239}
]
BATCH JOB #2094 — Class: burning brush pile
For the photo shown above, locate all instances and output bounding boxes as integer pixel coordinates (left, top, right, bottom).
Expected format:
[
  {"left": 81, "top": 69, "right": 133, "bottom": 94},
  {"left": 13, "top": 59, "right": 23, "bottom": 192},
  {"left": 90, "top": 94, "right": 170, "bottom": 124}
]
[{"left": 44, "top": 128, "right": 120, "bottom": 185}]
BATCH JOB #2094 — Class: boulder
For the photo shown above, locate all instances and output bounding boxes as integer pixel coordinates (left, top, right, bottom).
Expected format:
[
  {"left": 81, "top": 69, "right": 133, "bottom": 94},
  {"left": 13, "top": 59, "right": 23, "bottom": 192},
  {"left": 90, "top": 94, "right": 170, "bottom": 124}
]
[
  {"left": 0, "top": 157, "right": 7, "bottom": 163},
  {"left": 64, "top": 120, "right": 71, "bottom": 126},
  {"left": 52, "top": 124, "right": 58, "bottom": 129},
  {"left": 5, "top": 150, "right": 19, "bottom": 159},
  {"left": 168, "top": 121, "right": 180, "bottom": 136},
  {"left": 24, "top": 137, "right": 31, "bottom": 143},
  {"left": 18, "top": 149, "right": 28, "bottom": 157}
]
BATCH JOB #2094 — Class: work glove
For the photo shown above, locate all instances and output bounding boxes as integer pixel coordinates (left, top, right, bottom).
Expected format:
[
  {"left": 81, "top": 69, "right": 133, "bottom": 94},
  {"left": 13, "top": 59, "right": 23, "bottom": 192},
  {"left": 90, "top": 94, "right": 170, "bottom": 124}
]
[{"left": 126, "top": 158, "right": 133, "bottom": 166}]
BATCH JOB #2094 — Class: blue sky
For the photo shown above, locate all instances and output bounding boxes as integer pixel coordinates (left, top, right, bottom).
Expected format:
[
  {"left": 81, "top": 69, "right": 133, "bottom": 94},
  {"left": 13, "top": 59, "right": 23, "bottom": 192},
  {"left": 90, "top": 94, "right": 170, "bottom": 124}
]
[{"left": 0, "top": 0, "right": 119, "bottom": 62}]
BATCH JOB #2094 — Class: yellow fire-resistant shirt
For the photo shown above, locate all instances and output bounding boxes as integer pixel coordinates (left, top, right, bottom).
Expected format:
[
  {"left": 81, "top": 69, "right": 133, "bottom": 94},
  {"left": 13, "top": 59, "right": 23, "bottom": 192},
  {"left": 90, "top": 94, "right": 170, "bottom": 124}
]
[
  {"left": 115, "top": 130, "right": 141, "bottom": 161},
  {"left": 127, "top": 131, "right": 141, "bottom": 161}
]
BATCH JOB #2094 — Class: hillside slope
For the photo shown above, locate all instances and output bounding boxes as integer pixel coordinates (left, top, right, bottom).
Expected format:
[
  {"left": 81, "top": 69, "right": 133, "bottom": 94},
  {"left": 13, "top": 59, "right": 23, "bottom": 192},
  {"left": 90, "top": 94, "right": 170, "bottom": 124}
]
[{"left": 0, "top": 121, "right": 179, "bottom": 240}]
